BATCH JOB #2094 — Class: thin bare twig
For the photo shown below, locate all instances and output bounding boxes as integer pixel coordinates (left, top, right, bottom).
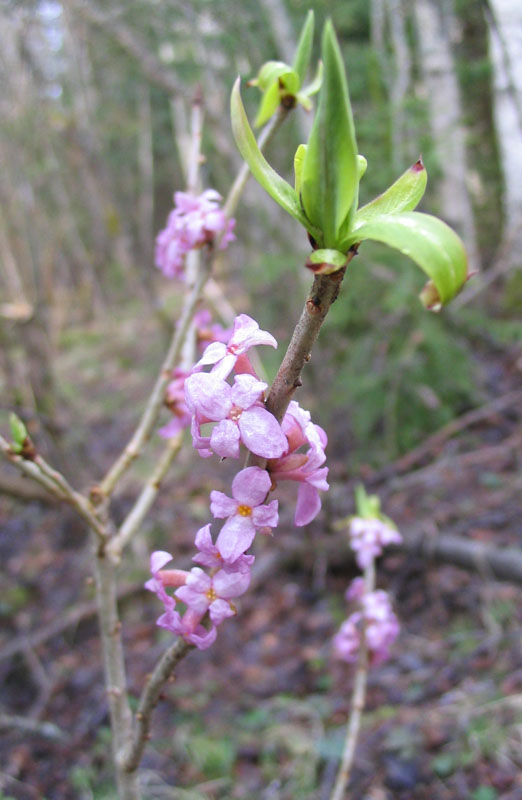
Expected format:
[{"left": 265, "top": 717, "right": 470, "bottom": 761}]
[
  {"left": 108, "top": 434, "right": 184, "bottom": 562},
  {"left": 99, "top": 254, "right": 212, "bottom": 498},
  {"left": 0, "top": 713, "right": 64, "bottom": 741},
  {"left": 0, "top": 435, "right": 107, "bottom": 540},
  {"left": 122, "top": 638, "right": 190, "bottom": 773},
  {"left": 368, "top": 388, "right": 522, "bottom": 484},
  {"left": 94, "top": 550, "right": 140, "bottom": 799},
  {"left": 0, "top": 583, "right": 143, "bottom": 664},
  {"left": 330, "top": 561, "right": 375, "bottom": 800}
]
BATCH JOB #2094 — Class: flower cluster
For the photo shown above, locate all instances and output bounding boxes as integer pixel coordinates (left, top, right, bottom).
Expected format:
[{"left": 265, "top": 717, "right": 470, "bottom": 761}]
[
  {"left": 349, "top": 516, "right": 402, "bottom": 569},
  {"left": 333, "top": 513, "right": 401, "bottom": 666},
  {"left": 145, "top": 467, "right": 274, "bottom": 649},
  {"left": 155, "top": 190, "right": 235, "bottom": 279},
  {"left": 148, "top": 306, "right": 330, "bottom": 649},
  {"left": 333, "top": 579, "right": 400, "bottom": 665}
]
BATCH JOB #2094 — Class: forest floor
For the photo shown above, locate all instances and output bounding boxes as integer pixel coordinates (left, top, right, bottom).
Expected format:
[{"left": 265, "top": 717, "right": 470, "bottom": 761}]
[{"left": 1, "top": 309, "right": 521, "bottom": 800}]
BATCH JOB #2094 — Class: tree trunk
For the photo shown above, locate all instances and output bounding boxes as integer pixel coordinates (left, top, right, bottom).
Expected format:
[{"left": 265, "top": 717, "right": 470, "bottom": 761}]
[
  {"left": 487, "top": 0, "right": 522, "bottom": 260},
  {"left": 414, "top": 0, "right": 481, "bottom": 271}
]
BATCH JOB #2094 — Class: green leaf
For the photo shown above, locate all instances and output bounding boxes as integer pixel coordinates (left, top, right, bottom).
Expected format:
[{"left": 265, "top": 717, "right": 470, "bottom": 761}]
[
  {"left": 252, "top": 61, "right": 291, "bottom": 91},
  {"left": 251, "top": 63, "right": 300, "bottom": 127},
  {"left": 230, "top": 79, "right": 318, "bottom": 234},
  {"left": 306, "top": 248, "right": 347, "bottom": 274},
  {"left": 9, "top": 413, "right": 27, "bottom": 450},
  {"left": 357, "top": 155, "right": 368, "bottom": 179},
  {"left": 294, "top": 144, "right": 307, "bottom": 194},
  {"left": 354, "top": 484, "right": 380, "bottom": 518},
  {"left": 300, "top": 60, "right": 323, "bottom": 98},
  {"left": 353, "top": 159, "right": 428, "bottom": 228},
  {"left": 300, "top": 20, "right": 358, "bottom": 247},
  {"left": 254, "top": 79, "right": 282, "bottom": 128},
  {"left": 292, "top": 10, "right": 314, "bottom": 85},
  {"left": 345, "top": 212, "right": 468, "bottom": 307}
]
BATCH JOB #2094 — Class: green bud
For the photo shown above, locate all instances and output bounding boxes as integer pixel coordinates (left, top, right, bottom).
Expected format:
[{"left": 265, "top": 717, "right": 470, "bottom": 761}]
[
  {"left": 9, "top": 412, "right": 28, "bottom": 452},
  {"left": 300, "top": 20, "right": 359, "bottom": 248},
  {"left": 305, "top": 248, "right": 347, "bottom": 274}
]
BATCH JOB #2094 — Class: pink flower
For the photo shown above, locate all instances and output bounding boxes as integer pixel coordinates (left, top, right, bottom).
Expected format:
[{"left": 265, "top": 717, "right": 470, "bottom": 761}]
[
  {"left": 193, "top": 309, "right": 231, "bottom": 354},
  {"left": 155, "top": 189, "right": 235, "bottom": 279},
  {"left": 175, "top": 565, "right": 251, "bottom": 626},
  {"left": 195, "top": 313, "right": 277, "bottom": 379},
  {"left": 145, "top": 551, "right": 188, "bottom": 610},
  {"left": 159, "top": 368, "right": 193, "bottom": 438},
  {"left": 362, "top": 591, "right": 400, "bottom": 665},
  {"left": 349, "top": 517, "right": 402, "bottom": 569},
  {"left": 333, "top": 612, "right": 362, "bottom": 663},
  {"left": 333, "top": 586, "right": 400, "bottom": 665},
  {"left": 185, "top": 372, "right": 288, "bottom": 460},
  {"left": 157, "top": 606, "right": 217, "bottom": 650},
  {"left": 192, "top": 524, "right": 255, "bottom": 573},
  {"left": 211, "top": 467, "right": 278, "bottom": 561},
  {"left": 269, "top": 401, "right": 329, "bottom": 526}
]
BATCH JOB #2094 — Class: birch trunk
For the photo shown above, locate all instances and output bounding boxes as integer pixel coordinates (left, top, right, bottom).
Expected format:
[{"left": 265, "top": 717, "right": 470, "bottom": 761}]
[
  {"left": 487, "top": 0, "right": 522, "bottom": 257},
  {"left": 414, "top": 0, "right": 480, "bottom": 270}
]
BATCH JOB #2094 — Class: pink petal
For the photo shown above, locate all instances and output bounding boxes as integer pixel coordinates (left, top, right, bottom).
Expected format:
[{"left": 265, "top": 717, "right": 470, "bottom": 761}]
[
  {"left": 188, "top": 625, "right": 218, "bottom": 650},
  {"left": 230, "top": 314, "right": 277, "bottom": 352},
  {"left": 231, "top": 374, "right": 267, "bottom": 409},
  {"left": 195, "top": 341, "right": 227, "bottom": 369},
  {"left": 150, "top": 551, "right": 173, "bottom": 574},
  {"left": 213, "top": 567, "right": 251, "bottom": 598},
  {"left": 210, "top": 490, "right": 238, "bottom": 519},
  {"left": 252, "top": 499, "right": 279, "bottom": 529},
  {"left": 209, "top": 598, "right": 235, "bottom": 626},
  {"left": 185, "top": 373, "right": 231, "bottom": 420},
  {"left": 210, "top": 419, "right": 241, "bottom": 458},
  {"left": 175, "top": 584, "right": 209, "bottom": 615},
  {"left": 210, "top": 352, "right": 237, "bottom": 380},
  {"left": 156, "top": 607, "right": 183, "bottom": 633},
  {"left": 194, "top": 524, "right": 213, "bottom": 553},
  {"left": 294, "top": 482, "right": 321, "bottom": 526},
  {"left": 238, "top": 407, "right": 288, "bottom": 458},
  {"left": 231, "top": 467, "right": 271, "bottom": 506},
  {"left": 216, "top": 515, "right": 256, "bottom": 561}
]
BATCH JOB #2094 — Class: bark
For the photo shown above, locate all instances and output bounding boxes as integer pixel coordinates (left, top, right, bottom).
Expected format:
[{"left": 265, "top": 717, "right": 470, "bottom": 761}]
[
  {"left": 487, "top": 0, "right": 522, "bottom": 255},
  {"left": 386, "top": 0, "right": 413, "bottom": 169},
  {"left": 414, "top": 0, "right": 480, "bottom": 270}
]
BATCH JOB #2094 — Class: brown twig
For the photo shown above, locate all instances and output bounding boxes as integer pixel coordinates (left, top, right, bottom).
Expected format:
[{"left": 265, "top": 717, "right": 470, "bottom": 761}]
[
  {"left": 94, "top": 551, "right": 140, "bottom": 799},
  {"left": 385, "top": 431, "right": 522, "bottom": 493},
  {"left": 266, "top": 264, "right": 353, "bottom": 424},
  {"left": 98, "top": 254, "right": 212, "bottom": 499},
  {"left": 122, "top": 638, "right": 190, "bottom": 773},
  {"left": 0, "top": 435, "right": 107, "bottom": 540},
  {"left": 108, "top": 434, "right": 184, "bottom": 562},
  {"left": 372, "top": 388, "right": 522, "bottom": 483}
]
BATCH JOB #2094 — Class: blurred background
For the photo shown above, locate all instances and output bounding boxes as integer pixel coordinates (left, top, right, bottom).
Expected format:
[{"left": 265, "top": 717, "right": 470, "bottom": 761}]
[{"left": 0, "top": 1, "right": 521, "bottom": 799}]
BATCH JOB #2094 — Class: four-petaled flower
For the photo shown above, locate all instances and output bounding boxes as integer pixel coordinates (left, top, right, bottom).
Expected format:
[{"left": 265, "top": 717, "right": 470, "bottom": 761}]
[
  {"left": 193, "top": 524, "right": 255, "bottom": 573},
  {"left": 349, "top": 517, "right": 402, "bottom": 569},
  {"left": 195, "top": 313, "right": 277, "bottom": 379},
  {"left": 175, "top": 565, "right": 251, "bottom": 626},
  {"left": 185, "top": 372, "right": 287, "bottom": 459},
  {"left": 211, "top": 467, "right": 278, "bottom": 561}
]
